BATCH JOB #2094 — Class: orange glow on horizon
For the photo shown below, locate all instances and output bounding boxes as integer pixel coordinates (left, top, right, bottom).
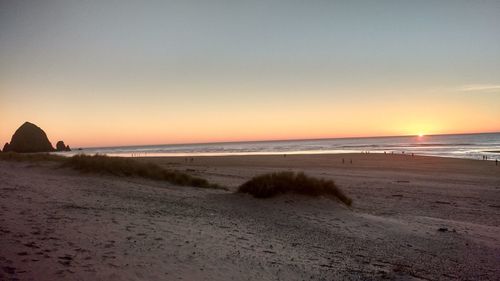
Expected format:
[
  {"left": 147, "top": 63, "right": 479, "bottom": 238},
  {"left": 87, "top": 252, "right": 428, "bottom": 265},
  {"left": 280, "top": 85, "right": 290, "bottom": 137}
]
[
  {"left": 1, "top": 107, "right": 500, "bottom": 148},
  {"left": 1, "top": 121, "right": 499, "bottom": 148},
  {"left": 2, "top": 124, "right": 497, "bottom": 149},
  {"left": 1, "top": 85, "right": 499, "bottom": 148}
]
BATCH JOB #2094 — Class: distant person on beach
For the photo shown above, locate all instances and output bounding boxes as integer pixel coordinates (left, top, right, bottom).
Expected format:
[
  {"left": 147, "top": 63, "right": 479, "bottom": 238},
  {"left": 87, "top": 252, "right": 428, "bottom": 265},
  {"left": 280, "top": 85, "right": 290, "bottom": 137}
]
[
  {"left": 496, "top": 159, "right": 498, "bottom": 166},
  {"left": 342, "top": 158, "right": 345, "bottom": 164}
]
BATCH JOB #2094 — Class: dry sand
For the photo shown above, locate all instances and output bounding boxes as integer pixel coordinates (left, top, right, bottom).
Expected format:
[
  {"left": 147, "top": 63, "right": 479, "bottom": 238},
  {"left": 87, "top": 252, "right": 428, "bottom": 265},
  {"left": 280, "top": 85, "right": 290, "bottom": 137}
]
[{"left": 0, "top": 153, "right": 499, "bottom": 280}]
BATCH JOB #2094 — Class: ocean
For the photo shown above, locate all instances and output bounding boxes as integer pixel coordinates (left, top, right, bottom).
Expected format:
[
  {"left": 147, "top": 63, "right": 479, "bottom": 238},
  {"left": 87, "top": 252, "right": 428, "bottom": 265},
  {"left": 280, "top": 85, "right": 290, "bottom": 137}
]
[{"left": 55, "top": 132, "right": 500, "bottom": 161}]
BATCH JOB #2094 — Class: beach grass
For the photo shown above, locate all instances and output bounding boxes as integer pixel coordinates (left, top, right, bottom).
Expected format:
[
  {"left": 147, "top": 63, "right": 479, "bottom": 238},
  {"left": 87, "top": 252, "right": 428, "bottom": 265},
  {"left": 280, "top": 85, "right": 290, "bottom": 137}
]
[
  {"left": 238, "top": 171, "right": 352, "bottom": 206},
  {"left": 0, "top": 152, "right": 65, "bottom": 162},
  {"left": 64, "top": 154, "right": 224, "bottom": 189},
  {"left": 0, "top": 152, "right": 224, "bottom": 189}
]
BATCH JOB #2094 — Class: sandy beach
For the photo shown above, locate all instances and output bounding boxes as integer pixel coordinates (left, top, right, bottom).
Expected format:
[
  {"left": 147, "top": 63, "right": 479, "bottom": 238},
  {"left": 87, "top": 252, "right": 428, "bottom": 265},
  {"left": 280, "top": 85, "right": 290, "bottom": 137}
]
[{"left": 1, "top": 153, "right": 499, "bottom": 280}]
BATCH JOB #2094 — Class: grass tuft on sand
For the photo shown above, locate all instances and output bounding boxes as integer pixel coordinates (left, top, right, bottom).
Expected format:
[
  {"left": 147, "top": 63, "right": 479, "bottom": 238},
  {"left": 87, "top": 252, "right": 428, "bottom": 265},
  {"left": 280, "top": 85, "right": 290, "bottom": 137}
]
[
  {"left": 63, "top": 154, "right": 224, "bottom": 189},
  {"left": 238, "top": 171, "right": 352, "bottom": 206},
  {"left": 0, "top": 152, "right": 223, "bottom": 189},
  {"left": 0, "top": 152, "right": 65, "bottom": 162}
]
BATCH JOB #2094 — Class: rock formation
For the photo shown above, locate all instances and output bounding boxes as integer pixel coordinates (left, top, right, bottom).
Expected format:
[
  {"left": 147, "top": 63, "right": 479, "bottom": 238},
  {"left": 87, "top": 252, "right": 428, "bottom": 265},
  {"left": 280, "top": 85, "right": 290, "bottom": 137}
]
[
  {"left": 3, "top": 122, "right": 55, "bottom": 153},
  {"left": 56, "top": 140, "right": 71, "bottom": 152}
]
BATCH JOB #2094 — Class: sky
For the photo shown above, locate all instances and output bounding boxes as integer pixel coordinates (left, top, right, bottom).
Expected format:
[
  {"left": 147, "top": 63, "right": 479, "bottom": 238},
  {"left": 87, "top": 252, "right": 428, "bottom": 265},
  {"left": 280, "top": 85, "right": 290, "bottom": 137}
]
[{"left": 1, "top": 0, "right": 499, "bottom": 148}]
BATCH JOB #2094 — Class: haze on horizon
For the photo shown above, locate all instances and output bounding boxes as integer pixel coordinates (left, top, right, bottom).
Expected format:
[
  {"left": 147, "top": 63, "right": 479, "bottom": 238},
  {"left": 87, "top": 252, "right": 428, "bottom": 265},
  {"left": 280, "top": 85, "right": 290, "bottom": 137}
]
[{"left": 1, "top": 0, "right": 499, "bottom": 148}]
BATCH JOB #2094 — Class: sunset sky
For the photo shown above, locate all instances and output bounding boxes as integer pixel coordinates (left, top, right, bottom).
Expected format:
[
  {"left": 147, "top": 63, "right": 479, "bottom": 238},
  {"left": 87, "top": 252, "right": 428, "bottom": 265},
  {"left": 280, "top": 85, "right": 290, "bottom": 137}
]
[{"left": 1, "top": 0, "right": 499, "bottom": 148}]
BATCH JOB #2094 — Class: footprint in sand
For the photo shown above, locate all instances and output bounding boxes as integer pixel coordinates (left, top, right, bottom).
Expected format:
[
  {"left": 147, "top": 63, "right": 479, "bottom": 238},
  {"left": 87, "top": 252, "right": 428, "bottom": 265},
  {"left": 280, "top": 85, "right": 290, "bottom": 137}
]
[
  {"left": 58, "top": 255, "right": 73, "bottom": 266},
  {"left": 102, "top": 252, "right": 117, "bottom": 260},
  {"left": 74, "top": 247, "right": 89, "bottom": 254},
  {"left": 23, "top": 241, "right": 39, "bottom": 249},
  {"left": 104, "top": 240, "right": 115, "bottom": 248},
  {"left": 2, "top": 265, "right": 16, "bottom": 274}
]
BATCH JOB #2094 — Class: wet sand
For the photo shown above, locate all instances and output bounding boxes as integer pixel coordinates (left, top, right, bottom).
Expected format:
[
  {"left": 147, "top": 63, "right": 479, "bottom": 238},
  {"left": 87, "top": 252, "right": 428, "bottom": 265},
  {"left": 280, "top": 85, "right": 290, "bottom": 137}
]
[{"left": 1, "top": 153, "right": 499, "bottom": 280}]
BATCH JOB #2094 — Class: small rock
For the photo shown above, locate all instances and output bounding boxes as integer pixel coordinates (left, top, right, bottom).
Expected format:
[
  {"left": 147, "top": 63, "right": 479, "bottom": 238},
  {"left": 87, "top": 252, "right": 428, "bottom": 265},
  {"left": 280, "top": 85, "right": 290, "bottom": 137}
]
[{"left": 56, "top": 141, "right": 71, "bottom": 151}]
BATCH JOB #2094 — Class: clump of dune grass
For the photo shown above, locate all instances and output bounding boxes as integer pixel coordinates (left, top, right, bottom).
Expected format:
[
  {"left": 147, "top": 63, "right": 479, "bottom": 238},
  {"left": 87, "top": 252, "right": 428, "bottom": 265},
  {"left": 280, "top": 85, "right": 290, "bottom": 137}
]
[
  {"left": 0, "top": 152, "right": 223, "bottom": 189},
  {"left": 63, "top": 154, "right": 224, "bottom": 189},
  {"left": 0, "top": 152, "right": 65, "bottom": 162},
  {"left": 238, "top": 171, "right": 352, "bottom": 206}
]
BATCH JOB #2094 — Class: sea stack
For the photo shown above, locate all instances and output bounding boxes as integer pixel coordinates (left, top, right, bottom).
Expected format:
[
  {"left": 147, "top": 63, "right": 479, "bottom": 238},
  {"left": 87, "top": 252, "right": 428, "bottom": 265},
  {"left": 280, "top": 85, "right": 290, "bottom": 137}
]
[
  {"left": 56, "top": 140, "right": 71, "bottom": 152},
  {"left": 3, "top": 122, "right": 55, "bottom": 153}
]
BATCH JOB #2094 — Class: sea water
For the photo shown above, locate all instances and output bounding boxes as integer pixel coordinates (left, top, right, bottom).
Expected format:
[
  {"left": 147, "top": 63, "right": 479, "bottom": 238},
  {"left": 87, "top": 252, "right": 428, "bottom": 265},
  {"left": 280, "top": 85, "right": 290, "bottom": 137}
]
[{"left": 55, "top": 133, "right": 500, "bottom": 160}]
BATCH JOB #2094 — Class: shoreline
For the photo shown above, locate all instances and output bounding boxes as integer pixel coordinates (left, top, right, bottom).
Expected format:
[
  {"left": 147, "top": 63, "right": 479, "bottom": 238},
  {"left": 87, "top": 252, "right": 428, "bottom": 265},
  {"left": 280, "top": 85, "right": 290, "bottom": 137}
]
[
  {"left": 52, "top": 150, "right": 500, "bottom": 162},
  {"left": 137, "top": 151, "right": 497, "bottom": 159}
]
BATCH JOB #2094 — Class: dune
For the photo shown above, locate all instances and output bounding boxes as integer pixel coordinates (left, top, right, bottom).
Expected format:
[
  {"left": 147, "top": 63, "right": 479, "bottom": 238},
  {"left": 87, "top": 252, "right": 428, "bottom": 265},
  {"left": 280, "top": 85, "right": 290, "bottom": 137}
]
[{"left": 0, "top": 153, "right": 499, "bottom": 280}]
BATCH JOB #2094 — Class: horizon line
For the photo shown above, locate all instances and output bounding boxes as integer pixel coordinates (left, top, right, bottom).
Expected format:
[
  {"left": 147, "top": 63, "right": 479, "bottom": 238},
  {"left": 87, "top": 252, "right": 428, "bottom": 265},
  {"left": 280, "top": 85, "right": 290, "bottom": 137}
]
[{"left": 80, "top": 130, "right": 500, "bottom": 150}]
